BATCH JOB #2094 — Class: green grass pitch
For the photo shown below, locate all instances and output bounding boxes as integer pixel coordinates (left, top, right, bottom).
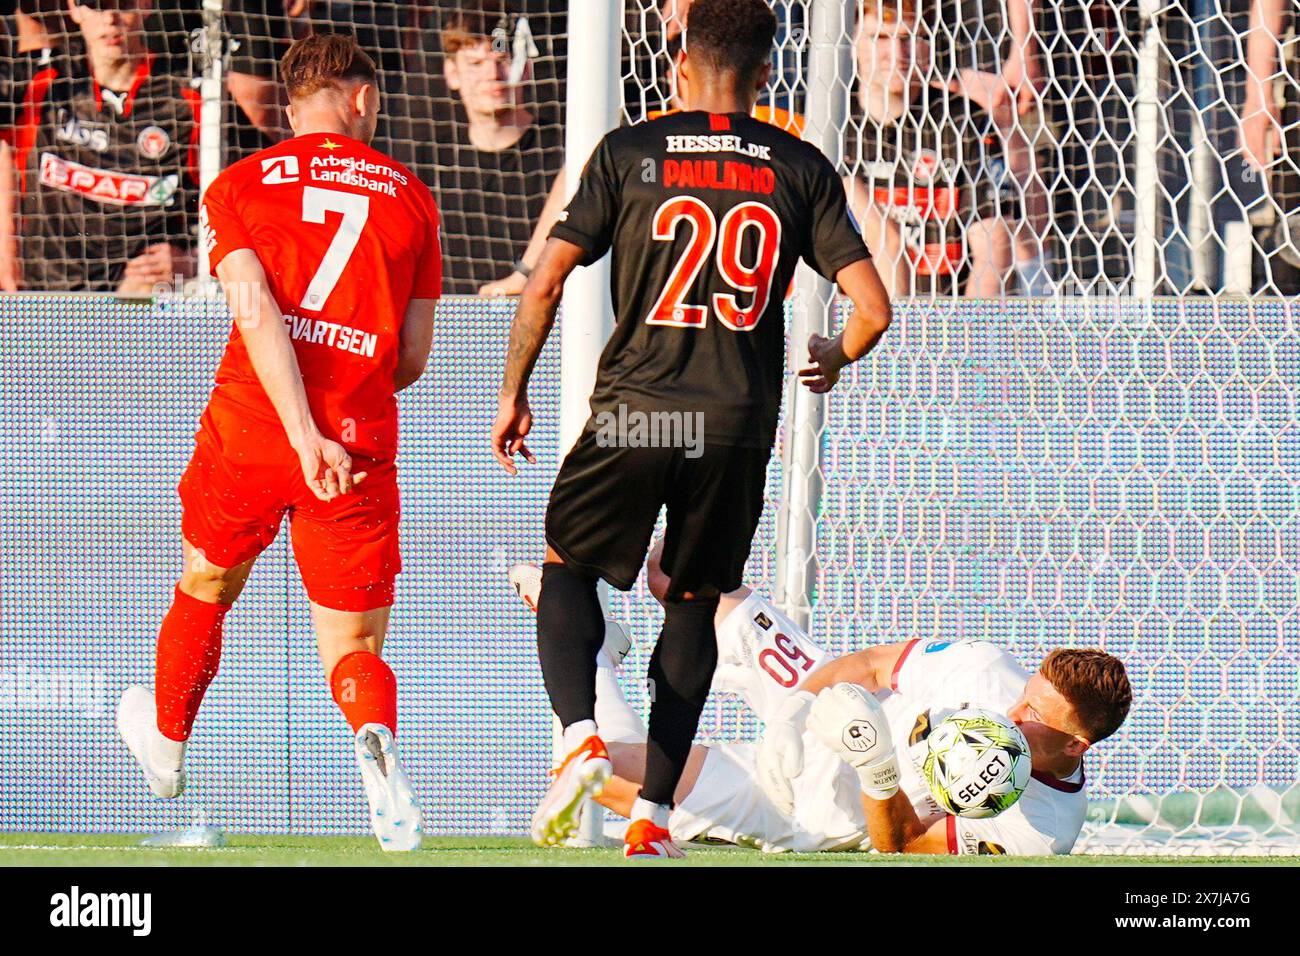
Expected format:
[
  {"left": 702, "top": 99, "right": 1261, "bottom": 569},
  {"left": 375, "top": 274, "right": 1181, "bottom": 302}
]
[{"left": 0, "top": 833, "right": 1281, "bottom": 866}]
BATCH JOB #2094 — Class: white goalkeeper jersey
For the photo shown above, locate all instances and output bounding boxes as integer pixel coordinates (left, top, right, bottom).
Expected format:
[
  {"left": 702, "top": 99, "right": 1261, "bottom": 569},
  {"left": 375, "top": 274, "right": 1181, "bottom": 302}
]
[
  {"left": 681, "top": 594, "right": 1087, "bottom": 856},
  {"left": 883, "top": 639, "right": 1088, "bottom": 856}
]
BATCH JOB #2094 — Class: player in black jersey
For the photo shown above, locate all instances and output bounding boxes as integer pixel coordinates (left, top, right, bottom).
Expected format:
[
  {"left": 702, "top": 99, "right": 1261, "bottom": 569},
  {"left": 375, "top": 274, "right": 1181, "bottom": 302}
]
[{"left": 492, "top": 0, "right": 892, "bottom": 858}]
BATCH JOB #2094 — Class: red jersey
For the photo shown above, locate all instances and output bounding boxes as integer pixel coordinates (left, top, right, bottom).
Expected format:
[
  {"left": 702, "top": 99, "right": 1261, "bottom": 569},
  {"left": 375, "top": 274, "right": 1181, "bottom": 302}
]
[{"left": 199, "top": 131, "right": 442, "bottom": 461}]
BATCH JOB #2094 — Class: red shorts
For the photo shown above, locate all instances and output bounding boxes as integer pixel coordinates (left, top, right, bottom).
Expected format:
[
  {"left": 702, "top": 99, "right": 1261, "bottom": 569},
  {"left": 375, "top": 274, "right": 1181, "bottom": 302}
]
[{"left": 178, "top": 417, "right": 401, "bottom": 612}]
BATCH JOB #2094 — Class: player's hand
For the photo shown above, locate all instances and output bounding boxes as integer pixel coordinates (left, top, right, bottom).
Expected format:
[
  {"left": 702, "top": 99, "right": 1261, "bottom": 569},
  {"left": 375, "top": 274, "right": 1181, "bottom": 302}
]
[
  {"left": 295, "top": 434, "right": 368, "bottom": 502},
  {"left": 478, "top": 270, "right": 528, "bottom": 297},
  {"left": 492, "top": 395, "right": 536, "bottom": 475},
  {"left": 799, "top": 333, "right": 846, "bottom": 393},
  {"left": 757, "top": 690, "right": 815, "bottom": 815},
  {"left": 1240, "top": 85, "right": 1282, "bottom": 171},
  {"left": 807, "top": 682, "right": 901, "bottom": 800}
]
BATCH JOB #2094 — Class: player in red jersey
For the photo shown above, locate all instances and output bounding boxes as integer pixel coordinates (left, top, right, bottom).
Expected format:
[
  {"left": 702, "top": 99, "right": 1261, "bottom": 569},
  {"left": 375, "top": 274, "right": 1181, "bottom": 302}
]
[{"left": 116, "top": 34, "right": 441, "bottom": 852}]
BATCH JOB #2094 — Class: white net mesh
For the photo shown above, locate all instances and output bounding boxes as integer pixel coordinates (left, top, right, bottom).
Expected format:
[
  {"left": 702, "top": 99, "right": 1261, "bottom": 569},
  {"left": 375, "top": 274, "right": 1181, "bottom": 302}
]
[
  {"left": 619, "top": 0, "right": 1300, "bottom": 855},
  {"left": 0, "top": 1, "right": 567, "bottom": 295},
  {"left": 625, "top": 0, "right": 1300, "bottom": 297}
]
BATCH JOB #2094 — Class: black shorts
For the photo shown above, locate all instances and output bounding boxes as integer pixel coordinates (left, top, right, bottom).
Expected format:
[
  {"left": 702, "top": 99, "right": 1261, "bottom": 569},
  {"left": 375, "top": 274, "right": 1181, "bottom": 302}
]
[{"left": 545, "top": 427, "right": 771, "bottom": 597}]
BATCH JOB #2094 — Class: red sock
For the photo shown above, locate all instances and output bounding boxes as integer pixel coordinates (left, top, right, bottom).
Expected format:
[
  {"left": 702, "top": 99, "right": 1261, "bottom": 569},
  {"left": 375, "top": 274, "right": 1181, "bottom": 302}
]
[
  {"left": 330, "top": 650, "right": 398, "bottom": 734},
  {"left": 154, "top": 586, "right": 230, "bottom": 742}
]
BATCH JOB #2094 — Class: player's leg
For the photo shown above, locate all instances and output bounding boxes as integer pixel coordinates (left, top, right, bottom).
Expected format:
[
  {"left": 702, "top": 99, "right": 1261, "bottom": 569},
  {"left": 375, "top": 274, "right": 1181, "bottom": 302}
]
[
  {"left": 536, "top": 543, "right": 606, "bottom": 741},
  {"left": 646, "top": 534, "right": 753, "bottom": 628},
  {"left": 119, "top": 428, "right": 284, "bottom": 799},
  {"left": 312, "top": 601, "right": 392, "bottom": 728},
  {"left": 292, "top": 462, "right": 420, "bottom": 851},
  {"left": 531, "top": 431, "right": 668, "bottom": 846},
  {"left": 119, "top": 539, "right": 257, "bottom": 799},
  {"left": 597, "top": 742, "right": 709, "bottom": 816},
  {"left": 627, "top": 443, "right": 771, "bottom": 856},
  {"left": 508, "top": 561, "right": 633, "bottom": 666}
]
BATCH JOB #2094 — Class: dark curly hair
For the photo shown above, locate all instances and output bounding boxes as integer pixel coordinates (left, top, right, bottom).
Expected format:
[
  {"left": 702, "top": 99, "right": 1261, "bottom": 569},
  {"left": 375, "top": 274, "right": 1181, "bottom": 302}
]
[{"left": 684, "top": 0, "right": 778, "bottom": 85}]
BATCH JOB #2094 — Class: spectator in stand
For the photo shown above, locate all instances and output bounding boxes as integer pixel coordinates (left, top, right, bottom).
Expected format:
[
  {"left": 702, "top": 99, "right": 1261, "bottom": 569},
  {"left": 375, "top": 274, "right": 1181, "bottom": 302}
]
[
  {"left": 843, "top": 0, "right": 1024, "bottom": 297},
  {"left": 223, "top": 2, "right": 416, "bottom": 167},
  {"left": 0, "top": 0, "right": 200, "bottom": 293},
  {"left": 478, "top": 0, "right": 798, "bottom": 296},
  {"left": 2, "top": 0, "right": 81, "bottom": 120},
  {"left": 427, "top": 0, "right": 563, "bottom": 296},
  {"left": 1241, "top": 0, "right": 1300, "bottom": 294}
]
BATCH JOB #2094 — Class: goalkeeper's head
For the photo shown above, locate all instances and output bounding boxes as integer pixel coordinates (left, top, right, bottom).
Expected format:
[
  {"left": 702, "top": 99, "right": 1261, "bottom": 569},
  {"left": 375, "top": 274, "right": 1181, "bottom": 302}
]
[
  {"left": 1008, "top": 649, "right": 1132, "bottom": 774},
  {"left": 677, "top": 0, "right": 777, "bottom": 111},
  {"left": 281, "top": 33, "right": 382, "bottom": 145}
]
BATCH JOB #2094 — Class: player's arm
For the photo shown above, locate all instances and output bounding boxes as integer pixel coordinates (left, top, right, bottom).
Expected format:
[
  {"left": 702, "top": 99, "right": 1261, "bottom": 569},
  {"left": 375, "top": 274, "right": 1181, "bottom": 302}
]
[
  {"left": 1242, "top": 0, "right": 1288, "bottom": 169},
  {"left": 491, "top": 237, "right": 587, "bottom": 473},
  {"left": 794, "top": 640, "right": 912, "bottom": 696},
  {"left": 799, "top": 161, "right": 894, "bottom": 393},
  {"left": 861, "top": 793, "right": 951, "bottom": 853},
  {"left": 395, "top": 298, "right": 437, "bottom": 392},
  {"left": 800, "top": 682, "right": 953, "bottom": 854},
  {"left": 800, "top": 258, "right": 891, "bottom": 392},
  {"left": 215, "top": 249, "right": 363, "bottom": 501},
  {"left": 756, "top": 639, "right": 912, "bottom": 811},
  {"left": 493, "top": 133, "right": 618, "bottom": 470}
]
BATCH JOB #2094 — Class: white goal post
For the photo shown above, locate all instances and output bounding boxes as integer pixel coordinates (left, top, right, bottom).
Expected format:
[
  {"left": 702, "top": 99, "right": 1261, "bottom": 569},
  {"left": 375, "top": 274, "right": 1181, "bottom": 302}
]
[{"left": 608, "top": 0, "right": 1300, "bottom": 856}]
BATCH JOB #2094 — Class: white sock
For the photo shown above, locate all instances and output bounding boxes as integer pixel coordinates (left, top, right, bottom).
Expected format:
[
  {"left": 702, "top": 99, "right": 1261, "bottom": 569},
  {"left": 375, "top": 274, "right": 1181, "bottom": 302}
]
[
  {"left": 595, "top": 654, "right": 647, "bottom": 744},
  {"left": 631, "top": 796, "right": 670, "bottom": 828},
  {"left": 561, "top": 718, "right": 598, "bottom": 752}
]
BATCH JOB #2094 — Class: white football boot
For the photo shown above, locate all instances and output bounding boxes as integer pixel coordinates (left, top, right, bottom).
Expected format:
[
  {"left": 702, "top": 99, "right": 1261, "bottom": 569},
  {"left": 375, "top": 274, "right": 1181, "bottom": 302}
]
[
  {"left": 530, "top": 734, "right": 613, "bottom": 847},
  {"left": 353, "top": 723, "right": 423, "bottom": 852},
  {"left": 116, "top": 685, "right": 187, "bottom": 798},
  {"left": 508, "top": 563, "right": 633, "bottom": 666}
]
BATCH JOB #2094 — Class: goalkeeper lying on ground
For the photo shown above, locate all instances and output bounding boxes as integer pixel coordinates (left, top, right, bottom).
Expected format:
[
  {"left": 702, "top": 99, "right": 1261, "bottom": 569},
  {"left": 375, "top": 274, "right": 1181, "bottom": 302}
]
[{"left": 511, "top": 545, "right": 1131, "bottom": 855}]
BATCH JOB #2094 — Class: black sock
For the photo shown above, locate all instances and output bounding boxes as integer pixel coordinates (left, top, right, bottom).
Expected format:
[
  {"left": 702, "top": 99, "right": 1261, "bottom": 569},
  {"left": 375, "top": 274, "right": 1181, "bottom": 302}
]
[
  {"left": 536, "top": 561, "right": 605, "bottom": 730},
  {"left": 641, "top": 594, "right": 720, "bottom": 806}
]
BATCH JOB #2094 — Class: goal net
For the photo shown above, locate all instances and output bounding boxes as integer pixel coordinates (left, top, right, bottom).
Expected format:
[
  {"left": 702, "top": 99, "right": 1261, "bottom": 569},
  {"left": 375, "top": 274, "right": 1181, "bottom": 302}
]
[{"left": 614, "top": 0, "right": 1300, "bottom": 855}]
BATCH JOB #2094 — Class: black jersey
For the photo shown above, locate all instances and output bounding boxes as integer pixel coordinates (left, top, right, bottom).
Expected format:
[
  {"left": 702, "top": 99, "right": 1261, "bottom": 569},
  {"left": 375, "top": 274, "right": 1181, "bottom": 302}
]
[
  {"left": 430, "top": 112, "right": 564, "bottom": 295},
  {"left": 845, "top": 93, "right": 1017, "bottom": 295},
  {"left": 551, "top": 110, "right": 868, "bottom": 449},
  {"left": 8, "top": 55, "right": 199, "bottom": 291}
]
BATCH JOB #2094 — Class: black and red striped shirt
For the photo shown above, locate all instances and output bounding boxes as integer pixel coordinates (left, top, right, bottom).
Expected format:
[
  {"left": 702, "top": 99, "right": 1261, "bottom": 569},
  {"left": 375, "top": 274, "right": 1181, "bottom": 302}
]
[{"left": 7, "top": 54, "right": 199, "bottom": 291}]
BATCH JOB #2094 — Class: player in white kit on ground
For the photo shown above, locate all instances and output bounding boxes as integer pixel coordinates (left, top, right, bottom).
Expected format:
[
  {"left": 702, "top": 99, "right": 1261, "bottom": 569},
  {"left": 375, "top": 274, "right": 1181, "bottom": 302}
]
[{"left": 511, "top": 543, "right": 1131, "bottom": 856}]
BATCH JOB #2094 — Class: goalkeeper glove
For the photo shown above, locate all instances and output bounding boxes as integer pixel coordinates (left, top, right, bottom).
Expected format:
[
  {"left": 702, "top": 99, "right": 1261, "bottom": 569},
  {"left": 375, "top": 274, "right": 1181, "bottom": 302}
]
[
  {"left": 756, "top": 690, "right": 816, "bottom": 815},
  {"left": 807, "top": 682, "right": 900, "bottom": 800}
]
